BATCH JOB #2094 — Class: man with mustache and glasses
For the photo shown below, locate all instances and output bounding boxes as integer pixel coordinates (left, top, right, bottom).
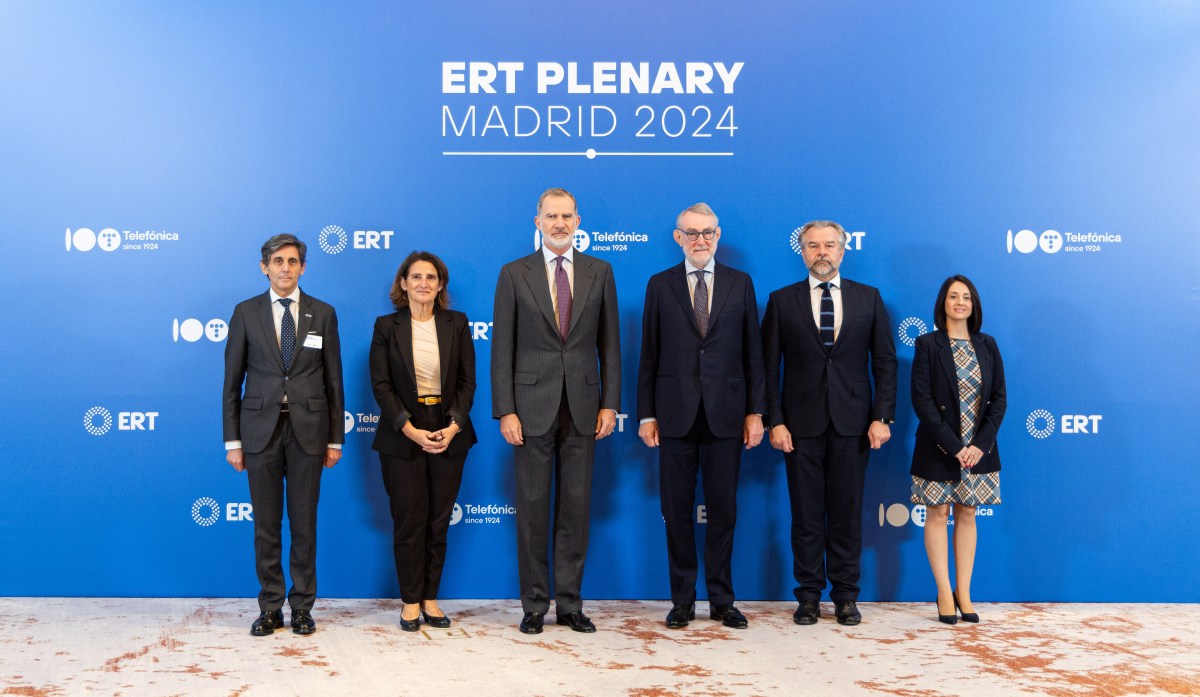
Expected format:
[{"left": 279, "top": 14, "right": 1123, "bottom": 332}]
[
  {"left": 636, "top": 203, "right": 765, "bottom": 630},
  {"left": 762, "top": 220, "right": 896, "bottom": 627}
]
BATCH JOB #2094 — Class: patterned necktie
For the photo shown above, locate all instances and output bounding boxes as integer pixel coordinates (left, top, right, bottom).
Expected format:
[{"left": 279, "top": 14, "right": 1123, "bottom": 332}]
[
  {"left": 279, "top": 298, "right": 295, "bottom": 371},
  {"left": 818, "top": 281, "right": 835, "bottom": 350},
  {"left": 555, "top": 256, "right": 572, "bottom": 342},
  {"left": 693, "top": 270, "right": 709, "bottom": 338}
]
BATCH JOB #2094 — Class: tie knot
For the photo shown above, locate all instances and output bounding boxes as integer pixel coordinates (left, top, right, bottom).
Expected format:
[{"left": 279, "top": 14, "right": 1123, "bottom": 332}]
[
  {"left": 693, "top": 270, "right": 705, "bottom": 279},
  {"left": 818, "top": 282, "right": 831, "bottom": 290},
  {"left": 278, "top": 298, "right": 293, "bottom": 308},
  {"left": 555, "top": 255, "right": 565, "bottom": 268}
]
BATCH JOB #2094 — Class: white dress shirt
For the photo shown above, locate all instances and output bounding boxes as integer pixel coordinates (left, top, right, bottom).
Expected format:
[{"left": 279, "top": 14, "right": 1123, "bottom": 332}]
[{"left": 808, "top": 274, "right": 843, "bottom": 342}]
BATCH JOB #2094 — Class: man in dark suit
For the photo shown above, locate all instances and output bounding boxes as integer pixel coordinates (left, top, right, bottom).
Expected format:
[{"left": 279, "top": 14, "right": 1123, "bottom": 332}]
[
  {"left": 762, "top": 220, "right": 896, "bottom": 626},
  {"left": 222, "top": 234, "right": 344, "bottom": 636},
  {"left": 637, "top": 202, "right": 766, "bottom": 630},
  {"left": 492, "top": 188, "right": 621, "bottom": 634}
]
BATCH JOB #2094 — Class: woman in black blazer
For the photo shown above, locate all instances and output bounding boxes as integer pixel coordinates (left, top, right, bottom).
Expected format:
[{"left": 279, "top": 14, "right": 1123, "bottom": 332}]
[
  {"left": 910, "top": 275, "right": 1006, "bottom": 625},
  {"left": 370, "top": 251, "right": 477, "bottom": 631}
]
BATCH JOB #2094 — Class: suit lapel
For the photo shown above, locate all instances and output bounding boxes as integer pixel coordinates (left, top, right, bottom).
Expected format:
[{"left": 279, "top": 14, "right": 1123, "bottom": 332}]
[
  {"left": 831, "top": 281, "right": 852, "bottom": 353},
  {"left": 520, "top": 252, "right": 559, "bottom": 335},
  {"left": 436, "top": 311, "right": 453, "bottom": 391},
  {"left": 568, "top": 253, "right": 594, "bottom": 336},
  {"left": 256, "top": 293, "right": 285, "bottom": 373},
  {"left": 706, "top": 263, "right": 733, "bottom": 334},
  {"left": 393, "top": 307, "right": 416, "bottom": 387},
  {"left": 795, "top": 281, "right": 823, "bottom": 347},
  {"left": 667, "top": 263, "right": 697, "bottom": 334},
  {"left": 935, "top": 331, "right": 958, "bottom": 388}
]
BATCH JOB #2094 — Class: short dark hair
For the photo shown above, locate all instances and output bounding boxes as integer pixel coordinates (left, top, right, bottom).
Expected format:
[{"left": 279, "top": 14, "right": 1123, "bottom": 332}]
[
  {"left": 933, "top": 274, "right": 983, "bottom": 333},
  {"left": 390, "top": 251, "right": 451, "bottom": 311},
  {"left": 261, "top": 234, "right": 307, "bottom": 265}
]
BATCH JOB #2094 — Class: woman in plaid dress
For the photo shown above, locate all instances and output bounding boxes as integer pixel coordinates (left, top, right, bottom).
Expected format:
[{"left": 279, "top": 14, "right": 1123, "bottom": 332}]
[{"left": 910, "top": 275, "right": 1007, "bottom": 624}]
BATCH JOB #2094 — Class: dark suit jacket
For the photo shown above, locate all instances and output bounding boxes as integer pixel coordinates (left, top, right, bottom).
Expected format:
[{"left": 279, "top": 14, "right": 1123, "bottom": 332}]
[
  {"left": 910, "top": 330, "right": 1006, "bottom": 480},
  {"left": 369, "top": 307, "right": 477, "bottom": 458},
  {"left": 491, "top": 250, "right": 621, "bottom": 436},
  {"left": 637, "top": 262, "right": 766, "bottom": 439},
  {"left": 762, "top": 278, "right": 897, "bottom": 437},
  {"left": 222, "top": 290, "right": 345, "bottom": 456}
]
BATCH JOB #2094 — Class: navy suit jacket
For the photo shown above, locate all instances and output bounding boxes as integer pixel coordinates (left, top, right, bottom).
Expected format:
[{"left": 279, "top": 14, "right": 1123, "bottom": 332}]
[
  {"left": 369, "top": 307, "right": 478, "bottom": 458},
  {"left": 637, "top": 262, "right": 766, "bottom": 439},
  {"left": 762, "top": 278, "right": 897, "bottom": 437},
  {"left": 909, "top": 330, "right": 1006, "bottom": 480},
  {"left": 222, "top": 289, "right": 345, "bottom": 456}
]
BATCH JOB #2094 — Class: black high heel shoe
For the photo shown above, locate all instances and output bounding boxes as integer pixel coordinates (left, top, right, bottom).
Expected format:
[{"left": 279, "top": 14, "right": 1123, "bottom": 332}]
[
  {"left": 421, "top": 608, "right": 452, "bottom": 629},
  {"left": 953, "top": 591, "right": 979, "bottom": 623},
  {"left": 936, "top": 590, "right": 958, "bottom": 625}
]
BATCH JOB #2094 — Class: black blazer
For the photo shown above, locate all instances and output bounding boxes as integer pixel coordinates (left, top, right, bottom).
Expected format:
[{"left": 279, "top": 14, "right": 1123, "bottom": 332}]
[
  {"left": 369, "top": 306, "right": 477, "bottom": 457},
  {"left": 762, "top": 278, "right": 897, "bottom": 437},
  {"left": 222, "top": 290, "right": 344, "bottom": 456},
  {"left": 909, "top": 330, "right": 1006, "bottom": 481},
  {"left": 637, "top": 262, "right": 766, "bottom": 439}
]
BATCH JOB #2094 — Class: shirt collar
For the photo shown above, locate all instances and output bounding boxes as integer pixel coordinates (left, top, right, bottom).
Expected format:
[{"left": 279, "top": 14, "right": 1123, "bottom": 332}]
[
  {"left": 809, "top": 274, "right": 841, "bottom": 290},
  {"left": 269, "top": 288, "right": 301, "bottom": 304},
  {"left": 684, "top": 258, "right": 716, "bottom": 275},
  {"left": 542, "top": 244, "right": 574, "bottom": 265}
]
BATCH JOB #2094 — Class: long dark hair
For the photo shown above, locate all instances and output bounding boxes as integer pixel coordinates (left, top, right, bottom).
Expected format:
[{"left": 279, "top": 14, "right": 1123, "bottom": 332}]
[{"left": 933, "top": 274, "right": 983, "bottom": 333}]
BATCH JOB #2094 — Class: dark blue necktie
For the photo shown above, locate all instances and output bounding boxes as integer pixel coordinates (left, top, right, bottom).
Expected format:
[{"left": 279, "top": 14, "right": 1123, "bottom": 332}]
[
  {"left": 279, "top": 298, "right": 295, "bottom": 371},
  {"left": 818, "top": 282, "right": 835, "bottom": 350}
]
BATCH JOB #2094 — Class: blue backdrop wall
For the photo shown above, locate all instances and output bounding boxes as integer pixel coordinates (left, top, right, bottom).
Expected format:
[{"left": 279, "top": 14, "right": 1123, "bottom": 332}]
[{"left": 2, "top": 1, "right": 1198, "bottom": 602}]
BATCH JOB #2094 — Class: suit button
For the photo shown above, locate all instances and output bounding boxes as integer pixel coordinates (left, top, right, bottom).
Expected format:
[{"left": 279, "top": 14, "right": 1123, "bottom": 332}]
[
  {"left": 939, "top": 405, "right": 945, "bottom": 411},
  {"left": 284, "top": 376, "right": 289, "bottom": 381},
  {"left": 699, "top": 350, "right": 705, "bottom": 355},
  {"left": 827, "top": 359, "right": 832, "bottom": 365}
]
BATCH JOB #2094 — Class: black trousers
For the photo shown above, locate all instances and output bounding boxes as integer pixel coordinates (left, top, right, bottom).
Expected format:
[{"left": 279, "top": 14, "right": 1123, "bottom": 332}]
[
  {"left": 659, "top": 402, "right": 741, "bottom": 606},
  {"left": 784, "top": 423, "right": 869, "bottom": 603},
  {"left": 244, "top": 410, "right": 324, "bottom": 612},
  {"left": 379, "top": 403, "right": 467, "bottom": 604},
  {"left": 514, "top": 389, "right": 594, "bottom": 614}
]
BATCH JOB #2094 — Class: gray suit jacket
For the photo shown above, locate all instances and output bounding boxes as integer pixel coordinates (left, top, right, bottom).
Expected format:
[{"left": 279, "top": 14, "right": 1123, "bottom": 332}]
[
  {"left": 491, "top": 250, "right": 621, "bottom": 437},
  {"left": 222, "top": 290, "right": 345, "bottom": 455}
]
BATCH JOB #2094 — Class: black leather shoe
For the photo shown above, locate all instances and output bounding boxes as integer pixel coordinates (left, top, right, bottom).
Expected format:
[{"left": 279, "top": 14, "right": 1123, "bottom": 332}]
[
  {"left": 834, "top": 600, "right": 862, "bottom": 626},
  {"left": 793, "top": 600, "right": 820, "bottom": 625},
  {"left": 519, "top": 611, "right": 544, "bottom": 634},
  {"left": 709, "top": 603, "right": 748, "bottom": 629},
  {"left": 953, "top": 591, "right": 979, "bottom": 623},
  {"left": 422, "top": 609, "right": 452, "bottom": 629},
  {"left": 665, "top": 603, "right": 695, "bottom": 629},
  {"left": 250, "top": 609, "right": 284, "bottom": 636},
  {"left": 290, "top": 609, "right": 316, "bottom": 635},
  {"left": 399, "top": 613, "right": 421, "bottom": 632},
  {"left": 556, "top": 610, "right": 597, "bottom": 633}
]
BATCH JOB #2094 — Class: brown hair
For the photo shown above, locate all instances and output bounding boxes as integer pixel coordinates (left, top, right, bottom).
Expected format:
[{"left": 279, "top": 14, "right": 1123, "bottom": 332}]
[{"left": 389, "top": 251, "right": 451, "bottom": 311}]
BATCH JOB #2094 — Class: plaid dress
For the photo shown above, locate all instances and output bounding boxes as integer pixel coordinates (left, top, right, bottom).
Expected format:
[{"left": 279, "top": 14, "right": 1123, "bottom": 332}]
[{"left": 911, "top": 338, "right": 1002, "bottom": 506}]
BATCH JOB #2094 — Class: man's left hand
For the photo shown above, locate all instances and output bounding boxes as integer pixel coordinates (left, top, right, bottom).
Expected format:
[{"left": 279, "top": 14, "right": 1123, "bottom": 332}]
[
  {"left": 324, "top": 447, "right": 342, "bottom": 468},
  {"left": 595, "top": 409, "right": 616, "bottom": 440}
]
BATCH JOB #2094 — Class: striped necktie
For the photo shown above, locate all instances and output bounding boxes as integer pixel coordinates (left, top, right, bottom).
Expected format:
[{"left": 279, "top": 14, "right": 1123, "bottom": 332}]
[
  {"left": 818, "top": 282, "right": 834, "bottom": 350},
  {"left": 693, "top": 270, "right": 709, "bottom": 338}
]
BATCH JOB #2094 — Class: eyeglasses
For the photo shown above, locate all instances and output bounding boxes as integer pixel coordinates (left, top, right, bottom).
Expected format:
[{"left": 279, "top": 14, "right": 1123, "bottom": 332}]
[{"left": 677, "top": 228, "right": 718, "bottom": 241}]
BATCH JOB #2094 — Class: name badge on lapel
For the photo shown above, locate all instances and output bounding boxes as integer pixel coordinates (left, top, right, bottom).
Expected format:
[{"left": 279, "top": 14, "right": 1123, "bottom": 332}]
[{"left": 303, "top": 333, "right": 323, "bottom": 350}]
